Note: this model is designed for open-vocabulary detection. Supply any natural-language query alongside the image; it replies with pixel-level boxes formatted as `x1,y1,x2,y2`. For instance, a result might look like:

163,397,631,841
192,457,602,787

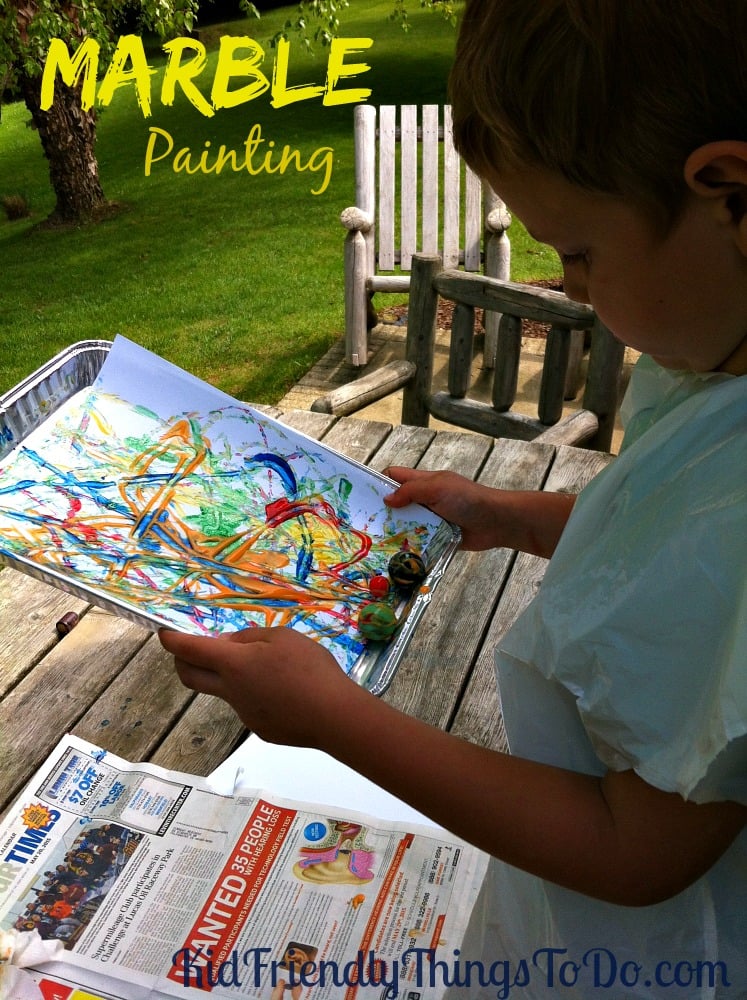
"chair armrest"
311,360,416,416
534,409,599,446
340,206,374,233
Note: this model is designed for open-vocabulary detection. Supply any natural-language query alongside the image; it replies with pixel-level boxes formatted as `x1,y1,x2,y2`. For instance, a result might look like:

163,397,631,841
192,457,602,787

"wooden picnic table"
0,410,613,819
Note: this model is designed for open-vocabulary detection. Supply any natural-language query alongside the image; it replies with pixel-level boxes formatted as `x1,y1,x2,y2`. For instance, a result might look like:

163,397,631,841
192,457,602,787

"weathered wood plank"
538,324,573,425
368,275,411,293
483,193,513,367
582,319,627,452
354,103,376,221
73,635,195,763
255,405,343,450
450,446,614,750
548,443,616,492
343,227,371,365
535,410,598,446
564,328,586,399
366,424,436,474
277,409,338,440
0,568,90,696
429,392,545,441
320,417,393,465
0,608,149,812
149,694,247,777
478,437,557,493
415,429,493,475
383,437,555,730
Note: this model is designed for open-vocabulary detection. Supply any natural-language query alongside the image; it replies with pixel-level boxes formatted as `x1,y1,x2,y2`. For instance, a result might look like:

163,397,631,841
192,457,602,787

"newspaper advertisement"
0,735,488,1000
22,970,128,1000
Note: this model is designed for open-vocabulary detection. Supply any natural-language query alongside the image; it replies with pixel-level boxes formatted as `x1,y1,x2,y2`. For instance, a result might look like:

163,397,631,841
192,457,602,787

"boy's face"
486,164,747,373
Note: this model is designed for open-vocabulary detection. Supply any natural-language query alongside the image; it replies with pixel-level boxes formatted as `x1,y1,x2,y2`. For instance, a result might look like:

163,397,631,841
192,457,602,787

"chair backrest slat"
464,169,483,271
442,105,461,269
354,104,376,217
399,104,418,270
376,104,488,271
378,105,397,271
421,104,440,254
343,106,512,365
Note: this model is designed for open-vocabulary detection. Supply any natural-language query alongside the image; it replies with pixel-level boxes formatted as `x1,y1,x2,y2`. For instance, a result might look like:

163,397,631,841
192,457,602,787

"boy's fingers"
383,488,410,507
159,628,207,661
226,627,276,646
383,465,418,483
172,660,226,698
159,628,256,673
383,468,429,507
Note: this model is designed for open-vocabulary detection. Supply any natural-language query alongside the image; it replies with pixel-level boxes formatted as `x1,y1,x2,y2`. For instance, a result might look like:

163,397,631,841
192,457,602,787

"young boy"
160,2,746,994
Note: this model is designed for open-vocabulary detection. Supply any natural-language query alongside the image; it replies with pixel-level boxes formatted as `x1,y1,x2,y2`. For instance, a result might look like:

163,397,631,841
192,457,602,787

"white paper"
209,734,443,830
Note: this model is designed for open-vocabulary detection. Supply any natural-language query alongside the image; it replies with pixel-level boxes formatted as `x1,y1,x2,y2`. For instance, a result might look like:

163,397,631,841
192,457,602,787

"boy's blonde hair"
450,0,747,224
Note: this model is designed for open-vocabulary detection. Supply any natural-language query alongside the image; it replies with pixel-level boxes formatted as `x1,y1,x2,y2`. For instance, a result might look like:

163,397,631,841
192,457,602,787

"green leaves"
1,0,455,88
268,1,350,50
1,1,204,85
267,0,454,49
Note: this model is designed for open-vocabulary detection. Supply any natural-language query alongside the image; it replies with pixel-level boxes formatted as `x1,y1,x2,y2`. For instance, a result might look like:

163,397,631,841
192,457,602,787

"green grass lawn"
0,1,560,402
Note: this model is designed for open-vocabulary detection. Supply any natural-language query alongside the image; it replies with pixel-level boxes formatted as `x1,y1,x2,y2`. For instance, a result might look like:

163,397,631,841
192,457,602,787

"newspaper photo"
0,735,488,1000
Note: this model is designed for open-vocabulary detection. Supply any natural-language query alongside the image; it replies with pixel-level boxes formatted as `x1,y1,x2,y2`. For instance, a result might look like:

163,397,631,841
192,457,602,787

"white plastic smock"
448,356,746,999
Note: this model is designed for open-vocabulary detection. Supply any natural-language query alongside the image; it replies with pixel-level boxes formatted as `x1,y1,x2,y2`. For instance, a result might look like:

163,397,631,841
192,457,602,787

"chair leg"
564,328,586,399
538,325,572,425
344,228,370,366
492,314,522,412
366,291,379,331
402,254,442,427
582,319,626,450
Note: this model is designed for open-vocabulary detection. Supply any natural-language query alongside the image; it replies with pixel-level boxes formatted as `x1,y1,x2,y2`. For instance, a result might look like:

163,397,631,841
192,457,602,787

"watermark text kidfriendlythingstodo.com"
169,945,733,998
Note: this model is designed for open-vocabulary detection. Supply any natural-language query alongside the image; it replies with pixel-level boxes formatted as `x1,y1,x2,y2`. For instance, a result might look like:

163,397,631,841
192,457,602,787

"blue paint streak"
245,452,297,497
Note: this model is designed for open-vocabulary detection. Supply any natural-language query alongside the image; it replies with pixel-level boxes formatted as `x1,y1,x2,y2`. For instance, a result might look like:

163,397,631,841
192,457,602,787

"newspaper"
0,735,488,1000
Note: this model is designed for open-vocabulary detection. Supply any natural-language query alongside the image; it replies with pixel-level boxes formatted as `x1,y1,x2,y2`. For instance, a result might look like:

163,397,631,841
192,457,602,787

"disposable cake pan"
0,341,459,695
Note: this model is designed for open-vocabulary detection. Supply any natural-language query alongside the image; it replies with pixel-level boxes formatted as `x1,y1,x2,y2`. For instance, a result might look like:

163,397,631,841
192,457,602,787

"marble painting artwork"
0,338,451,672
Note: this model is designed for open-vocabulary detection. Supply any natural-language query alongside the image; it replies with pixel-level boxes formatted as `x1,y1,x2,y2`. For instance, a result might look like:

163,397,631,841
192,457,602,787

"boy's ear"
685,141,747,252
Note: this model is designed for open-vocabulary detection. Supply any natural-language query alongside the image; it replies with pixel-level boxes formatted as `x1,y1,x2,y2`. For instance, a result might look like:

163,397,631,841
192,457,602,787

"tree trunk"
19,71,110,226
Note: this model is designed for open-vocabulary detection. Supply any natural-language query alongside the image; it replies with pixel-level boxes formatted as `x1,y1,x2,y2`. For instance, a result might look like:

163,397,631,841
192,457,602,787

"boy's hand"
385,466,577,559
159,627,365,748
384,466,504,550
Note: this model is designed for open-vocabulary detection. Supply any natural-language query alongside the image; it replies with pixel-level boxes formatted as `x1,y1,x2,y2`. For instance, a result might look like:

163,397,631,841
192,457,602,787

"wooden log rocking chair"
315,254,626,453
341,104,511,366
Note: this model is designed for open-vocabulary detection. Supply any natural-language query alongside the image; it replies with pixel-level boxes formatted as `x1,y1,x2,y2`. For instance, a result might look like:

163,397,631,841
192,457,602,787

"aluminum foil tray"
0,341,459,695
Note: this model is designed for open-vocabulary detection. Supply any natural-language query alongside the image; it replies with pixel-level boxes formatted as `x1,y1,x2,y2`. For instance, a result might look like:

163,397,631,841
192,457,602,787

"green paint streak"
193,502,246,538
